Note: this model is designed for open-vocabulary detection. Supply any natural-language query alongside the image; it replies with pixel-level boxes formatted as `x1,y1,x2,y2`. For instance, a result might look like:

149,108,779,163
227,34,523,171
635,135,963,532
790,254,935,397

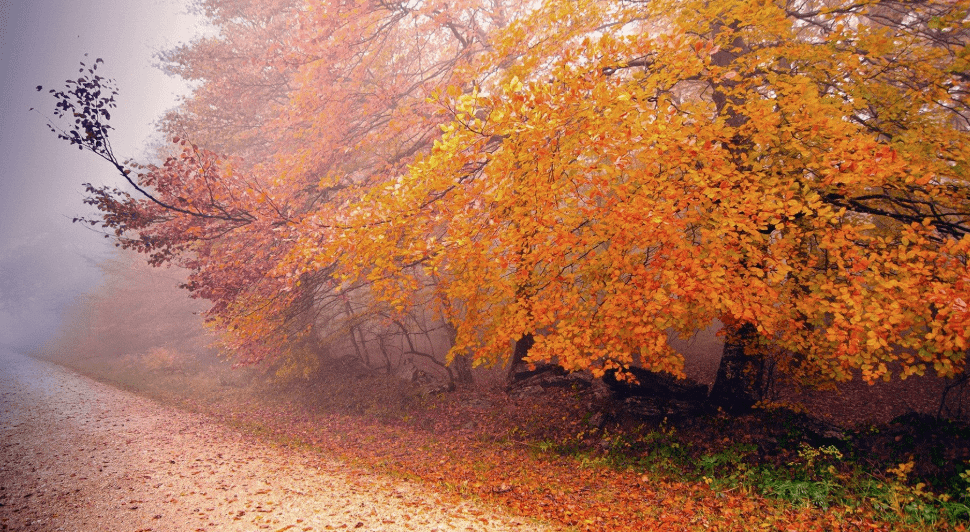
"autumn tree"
47,0,970,409
328,0,970,408
45,0,531,386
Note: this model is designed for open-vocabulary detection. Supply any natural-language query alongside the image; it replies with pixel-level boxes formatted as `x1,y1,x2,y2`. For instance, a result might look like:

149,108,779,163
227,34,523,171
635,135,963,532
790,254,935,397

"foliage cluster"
41,0,970,396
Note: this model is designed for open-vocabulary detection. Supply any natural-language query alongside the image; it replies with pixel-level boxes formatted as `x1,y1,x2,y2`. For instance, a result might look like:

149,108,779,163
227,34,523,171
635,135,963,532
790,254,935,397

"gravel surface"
0,350,550,532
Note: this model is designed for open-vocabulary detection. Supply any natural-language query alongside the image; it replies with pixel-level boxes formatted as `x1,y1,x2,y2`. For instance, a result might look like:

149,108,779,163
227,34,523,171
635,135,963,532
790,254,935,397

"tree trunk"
443,322,474,388
451,352,474,387
708,323,763,412
506,333,535,383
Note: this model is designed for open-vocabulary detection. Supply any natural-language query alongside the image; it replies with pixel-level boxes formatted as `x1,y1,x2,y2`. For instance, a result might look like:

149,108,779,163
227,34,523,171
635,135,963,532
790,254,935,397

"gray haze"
0,0,203,350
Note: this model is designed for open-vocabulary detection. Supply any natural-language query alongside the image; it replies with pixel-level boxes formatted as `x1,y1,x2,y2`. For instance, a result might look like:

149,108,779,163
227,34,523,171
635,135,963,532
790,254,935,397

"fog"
28,247,467,417
0,232,106,350
0,0,203,351
32,248,237,391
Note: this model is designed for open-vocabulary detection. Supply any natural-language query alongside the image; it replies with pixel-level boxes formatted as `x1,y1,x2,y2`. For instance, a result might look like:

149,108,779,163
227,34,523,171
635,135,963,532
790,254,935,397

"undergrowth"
524,411,970,528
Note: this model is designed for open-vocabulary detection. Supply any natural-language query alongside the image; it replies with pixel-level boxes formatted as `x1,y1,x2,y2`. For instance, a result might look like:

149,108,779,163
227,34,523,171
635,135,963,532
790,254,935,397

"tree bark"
708,323,763,412
443,322,474,388
451,352,474,387
506,333,535,383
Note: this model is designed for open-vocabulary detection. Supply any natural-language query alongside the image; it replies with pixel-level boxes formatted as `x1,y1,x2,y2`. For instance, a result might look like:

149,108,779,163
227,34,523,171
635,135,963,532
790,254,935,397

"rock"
603,366,708,402
590,380,612,401
396,362,419,382
507,362,566,386
418,381,454,396
510,385,545,399
461,398,492,410
602,367,711,420
622,397,665,419
507,363,593,393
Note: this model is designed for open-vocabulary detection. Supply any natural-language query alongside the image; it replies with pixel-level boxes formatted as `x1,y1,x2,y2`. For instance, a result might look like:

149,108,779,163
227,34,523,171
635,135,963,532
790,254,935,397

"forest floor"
0,350,552,532
21,348,970,532
187,373,970,532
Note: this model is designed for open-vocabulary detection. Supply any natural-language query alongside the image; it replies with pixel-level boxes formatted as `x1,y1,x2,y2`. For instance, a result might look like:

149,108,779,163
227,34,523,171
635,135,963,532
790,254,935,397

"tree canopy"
46,0,970,393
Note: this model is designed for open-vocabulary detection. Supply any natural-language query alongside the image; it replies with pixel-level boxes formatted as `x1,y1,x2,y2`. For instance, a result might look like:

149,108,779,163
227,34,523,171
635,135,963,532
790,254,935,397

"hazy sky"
0,0,205,350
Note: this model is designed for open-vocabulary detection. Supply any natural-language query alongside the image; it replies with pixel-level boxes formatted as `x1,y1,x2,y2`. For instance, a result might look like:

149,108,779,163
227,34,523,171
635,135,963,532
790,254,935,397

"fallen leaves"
172,382,948,532
3,351,553,532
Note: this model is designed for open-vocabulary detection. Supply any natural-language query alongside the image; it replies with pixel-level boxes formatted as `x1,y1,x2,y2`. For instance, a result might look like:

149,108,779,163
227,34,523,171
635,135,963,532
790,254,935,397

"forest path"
0,350,547,532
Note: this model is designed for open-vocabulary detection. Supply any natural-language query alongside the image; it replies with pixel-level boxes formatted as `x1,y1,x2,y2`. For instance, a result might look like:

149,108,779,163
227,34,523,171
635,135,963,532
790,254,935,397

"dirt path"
0,350,550,532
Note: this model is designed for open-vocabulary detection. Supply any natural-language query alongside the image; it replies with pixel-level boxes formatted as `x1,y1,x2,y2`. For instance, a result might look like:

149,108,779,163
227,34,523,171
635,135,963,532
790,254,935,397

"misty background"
0,0,204,351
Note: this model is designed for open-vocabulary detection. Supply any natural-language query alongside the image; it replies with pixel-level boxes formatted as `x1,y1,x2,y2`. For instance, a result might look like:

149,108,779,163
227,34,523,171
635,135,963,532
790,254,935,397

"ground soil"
0,350,554,532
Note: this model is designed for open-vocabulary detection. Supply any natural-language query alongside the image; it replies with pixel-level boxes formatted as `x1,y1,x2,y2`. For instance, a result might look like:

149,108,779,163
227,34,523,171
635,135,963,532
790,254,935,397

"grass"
525,419,970,528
